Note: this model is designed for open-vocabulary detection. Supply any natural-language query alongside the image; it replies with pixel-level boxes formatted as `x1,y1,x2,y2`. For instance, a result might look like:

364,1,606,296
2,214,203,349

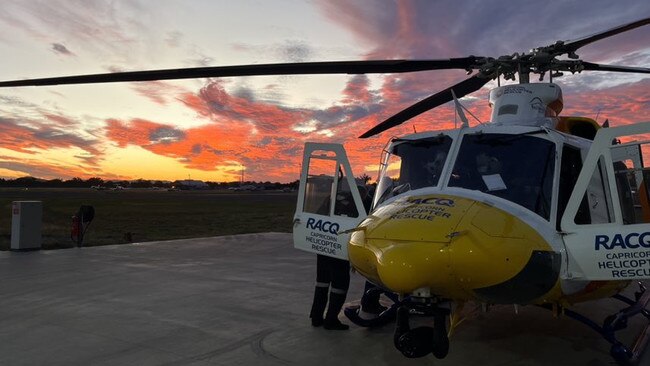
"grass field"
0,188,297,250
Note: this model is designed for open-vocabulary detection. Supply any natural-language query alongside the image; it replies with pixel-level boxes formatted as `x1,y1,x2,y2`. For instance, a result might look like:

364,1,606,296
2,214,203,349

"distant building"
231,184,259,191
174,180,209,190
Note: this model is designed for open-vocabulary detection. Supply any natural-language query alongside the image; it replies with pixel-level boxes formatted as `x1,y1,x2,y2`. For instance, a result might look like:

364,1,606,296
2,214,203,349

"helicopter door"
293,143,368,260
560,122,650,280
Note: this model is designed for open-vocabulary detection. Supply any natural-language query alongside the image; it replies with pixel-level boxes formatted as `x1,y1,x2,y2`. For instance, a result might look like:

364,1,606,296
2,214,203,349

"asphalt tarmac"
0,233,648,366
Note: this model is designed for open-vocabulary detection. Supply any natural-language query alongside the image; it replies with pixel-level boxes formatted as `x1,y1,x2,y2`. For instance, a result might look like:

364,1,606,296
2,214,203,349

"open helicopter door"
561,122,650,280
293,143,368,260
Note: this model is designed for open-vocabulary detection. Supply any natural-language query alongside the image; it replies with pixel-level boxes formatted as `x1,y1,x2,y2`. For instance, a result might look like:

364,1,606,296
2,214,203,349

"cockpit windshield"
373,135,452,207
448,133,555,219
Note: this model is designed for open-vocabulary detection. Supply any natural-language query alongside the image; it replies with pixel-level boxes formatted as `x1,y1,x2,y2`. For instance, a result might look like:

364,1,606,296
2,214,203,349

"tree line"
0,176,300,190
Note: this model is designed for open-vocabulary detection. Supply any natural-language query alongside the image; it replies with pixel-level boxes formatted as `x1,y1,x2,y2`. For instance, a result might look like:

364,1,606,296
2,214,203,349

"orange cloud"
100,72,496,182
0,117,100,159
3,70,647,183
0,153,124,180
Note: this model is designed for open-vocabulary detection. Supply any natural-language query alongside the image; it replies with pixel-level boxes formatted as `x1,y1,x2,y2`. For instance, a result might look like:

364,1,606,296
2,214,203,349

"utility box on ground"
11,201,42,251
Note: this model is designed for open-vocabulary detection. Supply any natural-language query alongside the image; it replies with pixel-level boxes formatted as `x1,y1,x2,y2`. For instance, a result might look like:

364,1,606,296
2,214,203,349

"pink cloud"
563,79,650,125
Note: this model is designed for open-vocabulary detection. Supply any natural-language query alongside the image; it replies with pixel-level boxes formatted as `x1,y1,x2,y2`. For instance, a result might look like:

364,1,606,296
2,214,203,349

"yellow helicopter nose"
348,194,560,303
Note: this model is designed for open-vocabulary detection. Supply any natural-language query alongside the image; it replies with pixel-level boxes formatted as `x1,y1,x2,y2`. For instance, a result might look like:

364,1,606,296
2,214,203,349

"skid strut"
540,282,650,365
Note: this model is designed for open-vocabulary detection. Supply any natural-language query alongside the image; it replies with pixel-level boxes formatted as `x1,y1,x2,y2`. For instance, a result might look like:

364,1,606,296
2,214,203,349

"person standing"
309,254,350,330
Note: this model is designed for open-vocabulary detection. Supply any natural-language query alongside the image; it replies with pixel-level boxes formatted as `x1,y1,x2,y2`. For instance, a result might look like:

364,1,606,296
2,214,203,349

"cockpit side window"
449,133,555,220
373,136,452,207
394,137,452,190
557,145,590,229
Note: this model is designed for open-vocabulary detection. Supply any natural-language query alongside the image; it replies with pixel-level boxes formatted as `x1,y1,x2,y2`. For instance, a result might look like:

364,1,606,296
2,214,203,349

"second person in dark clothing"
309,254,350,330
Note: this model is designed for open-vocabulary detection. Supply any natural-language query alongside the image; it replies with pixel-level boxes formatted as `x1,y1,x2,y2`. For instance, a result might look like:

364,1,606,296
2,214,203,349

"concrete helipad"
0,233,648,366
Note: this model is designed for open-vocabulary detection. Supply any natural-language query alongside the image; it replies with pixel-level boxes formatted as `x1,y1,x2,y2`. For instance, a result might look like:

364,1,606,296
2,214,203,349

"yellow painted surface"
449,202,552,294
349,193,635,306
349,195,559,301
365,195,473,243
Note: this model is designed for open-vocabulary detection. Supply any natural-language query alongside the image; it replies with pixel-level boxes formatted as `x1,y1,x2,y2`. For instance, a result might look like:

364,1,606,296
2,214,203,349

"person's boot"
324,291,349,330
360,282,387,318
309,286,328,327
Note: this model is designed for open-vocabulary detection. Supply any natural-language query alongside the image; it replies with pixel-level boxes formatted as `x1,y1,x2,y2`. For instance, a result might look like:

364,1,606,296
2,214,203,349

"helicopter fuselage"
347,121,647,306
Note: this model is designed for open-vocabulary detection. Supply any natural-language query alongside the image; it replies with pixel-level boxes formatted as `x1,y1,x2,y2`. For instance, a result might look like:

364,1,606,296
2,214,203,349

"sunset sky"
0,0,649,183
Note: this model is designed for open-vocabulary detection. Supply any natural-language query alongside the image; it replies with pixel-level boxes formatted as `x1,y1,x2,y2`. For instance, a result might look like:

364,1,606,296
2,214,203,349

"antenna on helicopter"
451,89,469,128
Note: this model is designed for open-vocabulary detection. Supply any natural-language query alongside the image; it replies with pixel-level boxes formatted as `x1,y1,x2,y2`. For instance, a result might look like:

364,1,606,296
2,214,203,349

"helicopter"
1,15,650,366
294,18,650,365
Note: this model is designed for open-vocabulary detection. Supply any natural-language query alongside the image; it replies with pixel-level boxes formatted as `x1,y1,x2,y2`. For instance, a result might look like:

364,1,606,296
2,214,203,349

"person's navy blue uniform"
309,180,372,330
309,254,350,330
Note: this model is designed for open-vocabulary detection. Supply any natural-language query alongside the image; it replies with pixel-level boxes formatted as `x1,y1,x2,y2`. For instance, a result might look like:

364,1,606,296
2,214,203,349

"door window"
611,142,650,225
303,155,337,215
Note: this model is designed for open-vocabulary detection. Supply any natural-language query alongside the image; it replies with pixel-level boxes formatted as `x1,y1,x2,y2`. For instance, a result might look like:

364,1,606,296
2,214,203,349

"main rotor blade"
562,17,650,52
0,58,478,88
581,62,650,74
359,75,490,138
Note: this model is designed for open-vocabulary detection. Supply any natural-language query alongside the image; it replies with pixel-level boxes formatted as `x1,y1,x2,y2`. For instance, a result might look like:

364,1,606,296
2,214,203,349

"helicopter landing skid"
344,286,400,328
343,304,397,328
540,282,650,366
